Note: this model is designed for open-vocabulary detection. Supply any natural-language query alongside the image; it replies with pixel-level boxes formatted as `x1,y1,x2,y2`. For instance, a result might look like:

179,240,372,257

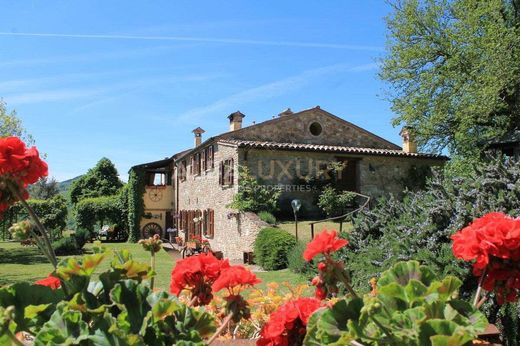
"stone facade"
134,106,447,261
241,148,445,217
221,108,399,149
176,142,269,260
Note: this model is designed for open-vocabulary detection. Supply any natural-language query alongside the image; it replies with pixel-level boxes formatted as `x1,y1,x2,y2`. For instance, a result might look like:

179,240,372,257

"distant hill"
57,176,82,195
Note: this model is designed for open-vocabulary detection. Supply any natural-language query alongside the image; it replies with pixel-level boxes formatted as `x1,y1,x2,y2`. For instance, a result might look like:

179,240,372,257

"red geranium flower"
451,212,520,304
212,265,261,295
0,137,48,186
35,274,61,289
303,230,348,262
257,297,322,346
170,253,229,305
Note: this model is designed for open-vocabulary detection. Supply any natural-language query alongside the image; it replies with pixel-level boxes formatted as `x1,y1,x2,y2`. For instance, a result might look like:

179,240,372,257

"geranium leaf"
110,280,151,334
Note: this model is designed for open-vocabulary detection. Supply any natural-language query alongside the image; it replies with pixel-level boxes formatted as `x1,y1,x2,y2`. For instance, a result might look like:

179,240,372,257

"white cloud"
0,32,384,51
178,62,379,122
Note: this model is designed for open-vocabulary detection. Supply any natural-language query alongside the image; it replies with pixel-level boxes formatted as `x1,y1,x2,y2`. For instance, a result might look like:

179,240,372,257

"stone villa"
131,106,447,260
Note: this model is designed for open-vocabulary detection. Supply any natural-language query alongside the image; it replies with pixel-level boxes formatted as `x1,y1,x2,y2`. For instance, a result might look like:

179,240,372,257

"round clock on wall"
148,188,163,202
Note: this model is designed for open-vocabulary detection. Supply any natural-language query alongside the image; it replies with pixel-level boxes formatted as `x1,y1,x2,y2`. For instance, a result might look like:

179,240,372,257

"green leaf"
34,303,91,345
378,261,436,288
110,280,151,334
0,282,63,333
303,298,364,345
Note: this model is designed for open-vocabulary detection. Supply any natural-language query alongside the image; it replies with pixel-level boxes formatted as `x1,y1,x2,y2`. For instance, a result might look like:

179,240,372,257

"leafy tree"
381,0,520,157
317,185,357,217
28,177,59,200
0,100,34,144
69,158,123,205
227,166,281,213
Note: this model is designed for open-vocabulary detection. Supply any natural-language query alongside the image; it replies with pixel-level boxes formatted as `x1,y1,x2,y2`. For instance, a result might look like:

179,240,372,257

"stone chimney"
278,108,293,117
399,127,417,153
228,111,245,131
192,127,205,147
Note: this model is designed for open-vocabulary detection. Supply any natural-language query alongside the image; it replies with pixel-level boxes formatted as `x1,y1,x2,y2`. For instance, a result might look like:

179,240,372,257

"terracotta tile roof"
219,140,449,159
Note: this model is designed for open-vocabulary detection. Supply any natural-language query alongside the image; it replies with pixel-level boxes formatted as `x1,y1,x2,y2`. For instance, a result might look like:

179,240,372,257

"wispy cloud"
0,32,383,51
3,73,224,106
178,62,379,122
0,45,197,68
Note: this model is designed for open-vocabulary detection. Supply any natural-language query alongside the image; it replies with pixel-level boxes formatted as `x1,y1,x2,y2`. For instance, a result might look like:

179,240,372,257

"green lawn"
277,220,352,242
0,241,176,291
0,241,308,293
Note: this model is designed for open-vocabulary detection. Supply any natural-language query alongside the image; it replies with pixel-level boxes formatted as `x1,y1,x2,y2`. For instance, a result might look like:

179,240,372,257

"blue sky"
0,1,397,181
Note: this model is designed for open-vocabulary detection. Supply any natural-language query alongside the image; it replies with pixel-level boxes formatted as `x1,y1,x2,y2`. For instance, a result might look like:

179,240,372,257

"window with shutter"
202,209,207,236
219,162,224,185
208,145,214,169
206,209,214,238
179,161,187,181
202,149,206,172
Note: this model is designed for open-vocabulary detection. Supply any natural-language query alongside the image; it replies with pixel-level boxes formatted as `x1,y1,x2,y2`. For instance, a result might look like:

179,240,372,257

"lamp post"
291,199,302,241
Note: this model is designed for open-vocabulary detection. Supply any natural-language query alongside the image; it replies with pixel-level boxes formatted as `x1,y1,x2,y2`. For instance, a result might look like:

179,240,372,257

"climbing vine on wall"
127,167,146,242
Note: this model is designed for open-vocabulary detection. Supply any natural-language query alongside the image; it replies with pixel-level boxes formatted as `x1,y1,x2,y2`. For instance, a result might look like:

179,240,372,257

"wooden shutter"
230,158,234,185
208,209,214,237
219,162,224,185
209,145,214,169
202,149,206,171
202,209,207,237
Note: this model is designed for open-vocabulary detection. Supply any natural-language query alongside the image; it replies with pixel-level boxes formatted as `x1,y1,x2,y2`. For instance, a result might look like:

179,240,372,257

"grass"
278,220,352,242
0,241,175,290
0,241,308,294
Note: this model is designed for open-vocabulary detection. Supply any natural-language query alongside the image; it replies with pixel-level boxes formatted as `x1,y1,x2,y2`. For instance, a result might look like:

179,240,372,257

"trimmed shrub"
254,227,296,270
258,211,277,225
287,241,315,278
52,236,81,256
73,228,91,249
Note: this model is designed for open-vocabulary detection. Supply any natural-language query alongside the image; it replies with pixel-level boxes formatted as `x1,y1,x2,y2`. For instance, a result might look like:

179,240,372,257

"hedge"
254,227,296,270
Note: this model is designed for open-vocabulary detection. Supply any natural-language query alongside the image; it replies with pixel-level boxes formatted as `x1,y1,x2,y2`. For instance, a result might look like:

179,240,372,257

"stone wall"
241,148,446,217
177,142,267,260
223,108,399,149
357,156,444,199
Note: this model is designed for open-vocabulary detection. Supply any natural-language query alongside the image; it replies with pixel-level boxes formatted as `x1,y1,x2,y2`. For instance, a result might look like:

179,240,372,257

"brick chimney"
228,111,245,131
192,127,205,147
399,127,417,153
278,108,293,117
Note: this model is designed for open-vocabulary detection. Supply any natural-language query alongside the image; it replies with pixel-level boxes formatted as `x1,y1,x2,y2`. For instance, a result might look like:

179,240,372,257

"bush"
258,211,277,225
287,241,315,278
52,236,81,256
73,228,91,249
340,155,520,345
317,186,356,217
254,227,296,270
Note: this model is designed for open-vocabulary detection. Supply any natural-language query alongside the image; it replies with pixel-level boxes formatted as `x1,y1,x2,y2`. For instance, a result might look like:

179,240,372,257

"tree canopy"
28,177,60,200
69,158,123,205
0,100,34,144
381,0,520,156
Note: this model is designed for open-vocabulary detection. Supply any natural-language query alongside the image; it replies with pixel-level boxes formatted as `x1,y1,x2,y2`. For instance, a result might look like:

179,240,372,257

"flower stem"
6,329,25,346
207,312,233,345
188,295,198,307
338,271,359,299
150,251,156,290
473,266,488,307
350,341,366,346
7,181,57,268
